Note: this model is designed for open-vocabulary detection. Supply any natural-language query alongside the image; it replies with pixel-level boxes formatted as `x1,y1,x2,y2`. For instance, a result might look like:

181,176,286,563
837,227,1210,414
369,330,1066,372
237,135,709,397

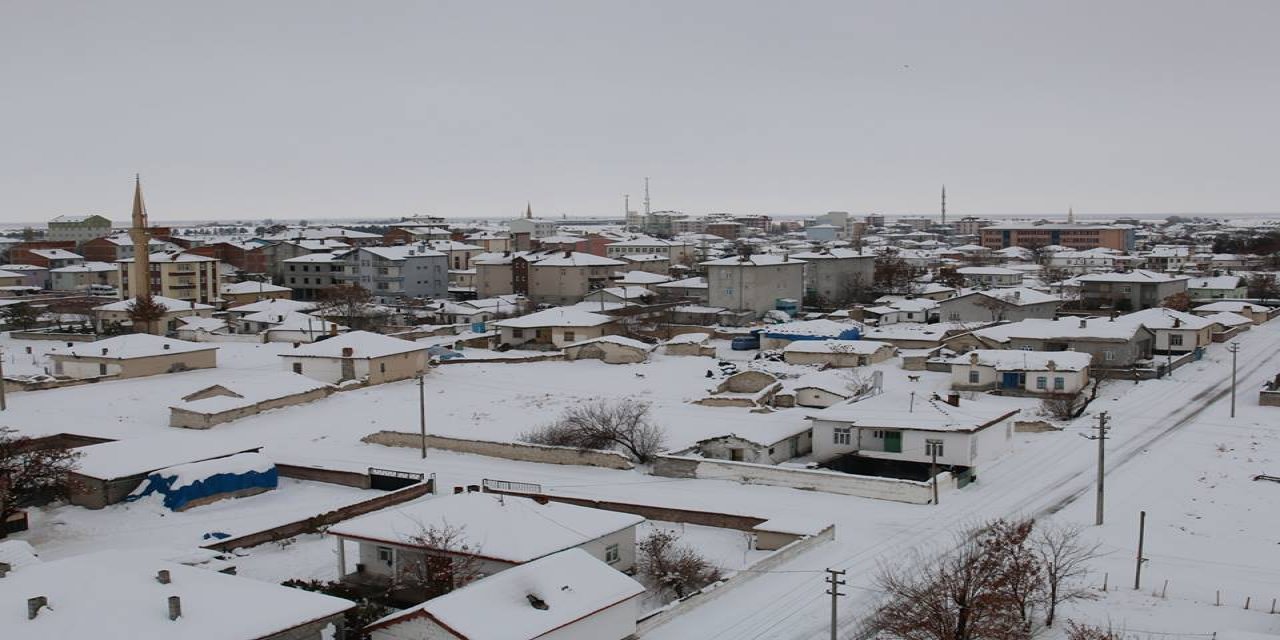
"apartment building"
119,251,221,304
283,253,343,300
703,254,806,314
790,248,875,305
333,244,449,301
473,250,626,304
47,213,112,243
980,224,1135,251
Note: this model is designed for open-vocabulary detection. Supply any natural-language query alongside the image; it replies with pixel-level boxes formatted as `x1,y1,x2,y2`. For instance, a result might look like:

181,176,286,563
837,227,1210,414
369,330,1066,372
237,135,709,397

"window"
1035,376,1047,389
925,440,944,457
512,328,524,338
834,427,851,445
99,363,108,376
292,362,302,374
376,546,394,566
563,331,576,342
1053,377,1065,391
968,370,980,384
605,544,620,564
1103,350,1115,361
379,363,387,373
1169,334,1184,346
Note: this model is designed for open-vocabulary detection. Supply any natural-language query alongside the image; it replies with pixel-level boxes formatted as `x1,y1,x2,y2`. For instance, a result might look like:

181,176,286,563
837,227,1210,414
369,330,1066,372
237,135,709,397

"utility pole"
1080,412,1109,525
1134,510,1147,590
0,351,7,411
1228,342,1240,418
418,373,427,459
927,439,942,505
825,568,846,640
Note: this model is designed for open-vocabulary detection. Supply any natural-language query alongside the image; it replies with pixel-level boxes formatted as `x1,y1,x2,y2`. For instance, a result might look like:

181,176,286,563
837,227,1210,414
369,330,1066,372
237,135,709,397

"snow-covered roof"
620,253,670,262
764,319,863,338
1113,307,1215,331
1193,301,1271,314
72,436,261,480
260,312,347,334
329,493,644,564
176,317,229,333
221,281,292,295
171,373,332,415
701,254,806,267
0,540,41,568
974,317,1150,343
531,252,625,267
1200,311,1253,328
280,331,424,359
368,548,643,639
783,339,894,355
654,276,708,289
94,296,214,313
948,287,1060,307
809,392,1022,432
118,251,215,263
361,245,446,260
789,248,874,260
0,264,47,272
495,308,614,329
281,252,340,263
614,270,674,285
591,286,654,300
1185,275,1244,290
665,332,711,345
564,335,652,351
1075,269,1188,284
0,549,352,640
49,213,109,223
29,249,84,260
49,334,216,360
49,261,116,274
950,349,1092,372
227,298,317,315
957,266,1023,276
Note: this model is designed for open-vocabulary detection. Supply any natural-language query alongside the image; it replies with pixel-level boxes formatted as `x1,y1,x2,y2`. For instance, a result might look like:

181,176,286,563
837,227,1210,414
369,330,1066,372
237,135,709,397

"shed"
663,331,716,357
782,339,897,368
66,436,263,509
169,373,334,429
126,452,278,511
562,335,652,364
279,331,427,385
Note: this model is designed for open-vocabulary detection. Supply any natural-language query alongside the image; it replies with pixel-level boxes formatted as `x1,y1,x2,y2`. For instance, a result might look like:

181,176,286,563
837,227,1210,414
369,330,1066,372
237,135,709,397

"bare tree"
521,398,666,462
1246,272,1279,304
1160,291,1192,312
974,293,1013,322
637,528,723,599
316,284,387,331
125,295,169,335
1,302,39,330
983,519,1040,625
1034,524,1101,627
1040,392,1084,421
0,427,82,536
397,523,487,597
873,522,1029,640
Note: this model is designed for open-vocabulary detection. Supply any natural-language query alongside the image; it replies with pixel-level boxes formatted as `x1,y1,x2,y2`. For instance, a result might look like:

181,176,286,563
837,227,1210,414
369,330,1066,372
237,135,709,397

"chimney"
1173,317,1181,328
1078,318,1087,329
453,486,465,494
28,596,47,620
947,391,961,407
156,569,171,584
329,323,338,336
66,342,73,347
341,347,354,357
968,351,979,364
1012,290,1020,300
162,343,170,350
101,347,109,355
563,251,571,258
168,595,182,621
526,594,549,610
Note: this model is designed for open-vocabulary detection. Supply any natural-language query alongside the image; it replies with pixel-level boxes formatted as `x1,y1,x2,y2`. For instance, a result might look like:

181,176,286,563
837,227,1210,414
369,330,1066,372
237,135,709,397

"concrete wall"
362,430,635,470
170,386,333,429
652,454,954,504
563,341,648,364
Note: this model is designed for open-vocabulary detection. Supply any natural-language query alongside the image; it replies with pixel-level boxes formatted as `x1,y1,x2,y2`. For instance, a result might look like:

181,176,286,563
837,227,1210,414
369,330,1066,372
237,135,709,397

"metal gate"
369,467,425,491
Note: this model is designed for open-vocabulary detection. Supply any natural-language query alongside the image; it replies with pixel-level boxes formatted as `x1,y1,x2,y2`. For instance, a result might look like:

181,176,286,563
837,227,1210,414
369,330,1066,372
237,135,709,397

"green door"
884,430,903,453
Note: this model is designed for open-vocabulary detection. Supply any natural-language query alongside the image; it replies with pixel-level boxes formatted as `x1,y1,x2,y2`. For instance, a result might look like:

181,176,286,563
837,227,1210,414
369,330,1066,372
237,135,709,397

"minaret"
941,185,947,225
1067,207,1075,224
643,177,651,216
525,202,532,219
128,175,151,300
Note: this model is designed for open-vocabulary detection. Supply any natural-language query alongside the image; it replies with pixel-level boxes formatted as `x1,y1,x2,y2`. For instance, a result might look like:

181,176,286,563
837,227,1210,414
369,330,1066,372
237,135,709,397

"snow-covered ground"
4,322,1280,638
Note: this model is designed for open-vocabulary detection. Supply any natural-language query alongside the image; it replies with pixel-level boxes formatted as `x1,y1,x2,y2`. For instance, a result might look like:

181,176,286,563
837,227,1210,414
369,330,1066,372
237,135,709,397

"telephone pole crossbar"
1227,342,1240,418
1080,412,1109,525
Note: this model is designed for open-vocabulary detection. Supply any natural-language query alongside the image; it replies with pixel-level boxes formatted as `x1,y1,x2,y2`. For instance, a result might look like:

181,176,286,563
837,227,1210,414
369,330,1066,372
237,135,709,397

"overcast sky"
2,1,1277,223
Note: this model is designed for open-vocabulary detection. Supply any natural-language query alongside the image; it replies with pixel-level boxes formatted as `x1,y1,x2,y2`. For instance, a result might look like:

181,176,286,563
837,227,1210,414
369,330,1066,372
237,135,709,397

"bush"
637,529,723,599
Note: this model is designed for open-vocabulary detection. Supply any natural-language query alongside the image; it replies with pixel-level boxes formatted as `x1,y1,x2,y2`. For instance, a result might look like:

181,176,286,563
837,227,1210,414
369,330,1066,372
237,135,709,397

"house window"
512,328,524,338
1054,377,1065,391
968,370,980,384
1103,350,1115,361
99,363,108,376
292,362,302,374
376,546,394,566
1035,376,1047,390
605,544,620,564
379,363,387,373
1169,334,1183,346
834,427,851,445
925,440,944,457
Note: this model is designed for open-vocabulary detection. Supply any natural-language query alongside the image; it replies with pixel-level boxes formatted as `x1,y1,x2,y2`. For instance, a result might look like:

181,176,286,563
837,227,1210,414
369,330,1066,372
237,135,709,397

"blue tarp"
127,460,278,511
762,327,862,341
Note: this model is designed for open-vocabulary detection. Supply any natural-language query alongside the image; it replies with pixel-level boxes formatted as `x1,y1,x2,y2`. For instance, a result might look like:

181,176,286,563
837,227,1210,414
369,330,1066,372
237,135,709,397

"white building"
948,350,1092,395
366,549,645,640
279,331,427,384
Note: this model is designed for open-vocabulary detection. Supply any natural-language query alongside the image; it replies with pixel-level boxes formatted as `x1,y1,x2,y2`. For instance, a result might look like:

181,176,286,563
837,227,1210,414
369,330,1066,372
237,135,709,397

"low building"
970,317,1155,368
562,335,652,364
66,436,261,508
948,350,1092,396
1115,307,1214,354
0,549,352,639
759,319,863,350
0,264,50,289
279,331,426,385
935,288,1062,323
493,308,616,349
782,339,897,368
48,335,217,380
653,276,709,303
329,493,643,595
1075,270,1188,311
1192,301,1272,325
365,549,644,640
663,332,716,357
684,422,814,464
169,373,334,429
220,280,292,307
48,262,119,293
956,266,1024,289
91,296,215,333
1185,275,1246,301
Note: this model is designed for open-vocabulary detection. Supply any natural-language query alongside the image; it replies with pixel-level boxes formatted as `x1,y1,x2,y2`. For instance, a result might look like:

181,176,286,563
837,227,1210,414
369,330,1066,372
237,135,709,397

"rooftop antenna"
643,177,651,216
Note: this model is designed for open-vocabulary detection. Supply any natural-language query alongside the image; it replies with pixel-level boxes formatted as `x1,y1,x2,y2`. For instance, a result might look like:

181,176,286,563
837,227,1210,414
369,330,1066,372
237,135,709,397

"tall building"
118,251,221,304
47,214,112,243
979,224,1135,251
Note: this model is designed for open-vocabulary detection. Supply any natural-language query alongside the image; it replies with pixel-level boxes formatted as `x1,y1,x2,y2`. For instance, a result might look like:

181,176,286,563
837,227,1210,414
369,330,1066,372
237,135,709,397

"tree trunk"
1045,584,1059,627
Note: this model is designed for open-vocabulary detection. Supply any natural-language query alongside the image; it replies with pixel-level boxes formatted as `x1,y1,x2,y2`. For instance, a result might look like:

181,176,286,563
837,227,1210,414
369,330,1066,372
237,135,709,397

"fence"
481,478,543,494
201,480,435,552
362,430,635,470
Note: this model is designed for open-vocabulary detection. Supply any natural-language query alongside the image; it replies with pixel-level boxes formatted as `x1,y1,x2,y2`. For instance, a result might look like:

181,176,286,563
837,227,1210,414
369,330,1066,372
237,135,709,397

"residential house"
0,550,353,639
365,549,644,640
428,239,485,270
1114,307,1214,354
782,339,897,368
1075,270,1188,311
80,233,174,263
46,213,112,243
663,332,716,357
1185,275,1247,301
618,253,671,274
525,252,626,305
948,350,1092,396
809,392,1020,477
683,420,814,464
334,245,449,302
280,331,426,385
653,276,709,303
935,288,1062,323
48,334,217,380
330,493,643,594
282,252,343,300
0,264,50,289
493,308,615,349
49,262,119,292
1191,301,1272,325
702,254,806,315
956,266,1024,289
605,236,697,265
789,248,875,306
91,296,214,333
220,280,292,307
970,317,1155,368
759,319,862,350
14,248,84,270
119,251,221,305
169,373,334,429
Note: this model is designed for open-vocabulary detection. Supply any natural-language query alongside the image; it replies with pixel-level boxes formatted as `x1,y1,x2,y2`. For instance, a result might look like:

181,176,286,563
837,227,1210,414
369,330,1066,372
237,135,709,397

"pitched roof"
701,254,805,267
92,296,214,313
280,331,424,359
494,308,614,329
808,392,1021,432
949,349,1092,372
